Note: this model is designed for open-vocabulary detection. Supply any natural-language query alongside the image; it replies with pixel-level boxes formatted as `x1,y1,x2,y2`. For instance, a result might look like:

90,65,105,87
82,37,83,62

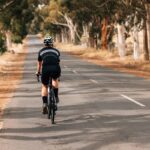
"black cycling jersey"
38,47,60,66
38,46,61,85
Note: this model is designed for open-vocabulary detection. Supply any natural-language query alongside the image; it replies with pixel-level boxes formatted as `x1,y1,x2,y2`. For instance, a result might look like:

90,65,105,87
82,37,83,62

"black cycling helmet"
44,36,53,46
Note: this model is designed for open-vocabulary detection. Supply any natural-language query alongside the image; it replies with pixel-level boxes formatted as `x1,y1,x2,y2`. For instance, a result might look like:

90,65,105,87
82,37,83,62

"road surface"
0,35,150,150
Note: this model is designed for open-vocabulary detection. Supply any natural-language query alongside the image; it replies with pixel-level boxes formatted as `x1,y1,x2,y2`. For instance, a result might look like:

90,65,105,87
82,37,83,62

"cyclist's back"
36,36,61,114
38,47,60,66
38,44,61,83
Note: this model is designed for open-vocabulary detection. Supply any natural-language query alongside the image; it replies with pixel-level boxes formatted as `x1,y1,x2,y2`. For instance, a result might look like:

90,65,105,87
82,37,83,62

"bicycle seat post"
49,77,53,89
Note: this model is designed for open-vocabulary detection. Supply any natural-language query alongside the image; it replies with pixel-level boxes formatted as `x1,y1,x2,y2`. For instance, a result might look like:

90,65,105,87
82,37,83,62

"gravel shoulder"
0,44,27,119
57,43,150,80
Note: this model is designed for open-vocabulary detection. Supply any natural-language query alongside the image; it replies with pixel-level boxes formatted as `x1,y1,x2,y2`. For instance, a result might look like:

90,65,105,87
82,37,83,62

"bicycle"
37,74,57,124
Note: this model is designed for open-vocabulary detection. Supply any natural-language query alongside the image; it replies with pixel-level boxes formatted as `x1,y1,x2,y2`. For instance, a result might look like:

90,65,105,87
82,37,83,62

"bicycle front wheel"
47,104,51,119
51,93,57,124
51,105,55,124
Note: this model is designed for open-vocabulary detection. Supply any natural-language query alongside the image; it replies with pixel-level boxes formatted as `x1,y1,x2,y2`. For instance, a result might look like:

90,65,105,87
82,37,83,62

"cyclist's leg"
52,78,59,103
52,78,59,88
53,65,61,103
41,69,49,114
42,84,48,102
41,84,48,114
41,72,49,102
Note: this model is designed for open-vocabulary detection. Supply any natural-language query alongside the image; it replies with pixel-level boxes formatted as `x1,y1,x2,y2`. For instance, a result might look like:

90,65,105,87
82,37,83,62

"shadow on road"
1,38,150,149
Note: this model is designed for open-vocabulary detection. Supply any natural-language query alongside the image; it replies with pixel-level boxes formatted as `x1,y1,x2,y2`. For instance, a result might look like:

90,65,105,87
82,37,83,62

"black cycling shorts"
41,65,61,85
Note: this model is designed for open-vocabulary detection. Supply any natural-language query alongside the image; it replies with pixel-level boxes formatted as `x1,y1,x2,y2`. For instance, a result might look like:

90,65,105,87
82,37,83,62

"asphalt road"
0,35,150,150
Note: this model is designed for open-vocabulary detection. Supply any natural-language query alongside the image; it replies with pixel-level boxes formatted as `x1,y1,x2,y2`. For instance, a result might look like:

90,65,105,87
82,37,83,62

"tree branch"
96,0,113,8
4,1,14,9
0,0,15,11
51,22,69,28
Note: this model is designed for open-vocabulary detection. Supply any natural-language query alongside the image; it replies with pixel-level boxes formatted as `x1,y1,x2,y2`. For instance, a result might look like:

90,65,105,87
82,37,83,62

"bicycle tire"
51,105,55,124
47,104,51,119
51,94,56,124
47,88,51,119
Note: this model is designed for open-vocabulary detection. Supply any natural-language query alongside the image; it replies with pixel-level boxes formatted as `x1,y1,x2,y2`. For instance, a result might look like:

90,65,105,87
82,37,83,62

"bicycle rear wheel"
47,88,51,119
47,104,51,119
51,105,55,124
51,94,56,124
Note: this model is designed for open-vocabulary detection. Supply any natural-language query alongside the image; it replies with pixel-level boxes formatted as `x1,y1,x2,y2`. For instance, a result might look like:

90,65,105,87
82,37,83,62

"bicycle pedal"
55,105,57,111
43,106,48,114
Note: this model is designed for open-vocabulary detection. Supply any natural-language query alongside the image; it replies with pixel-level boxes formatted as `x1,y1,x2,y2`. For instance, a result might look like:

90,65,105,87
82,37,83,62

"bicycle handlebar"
35,73,61,82
35,73,41,82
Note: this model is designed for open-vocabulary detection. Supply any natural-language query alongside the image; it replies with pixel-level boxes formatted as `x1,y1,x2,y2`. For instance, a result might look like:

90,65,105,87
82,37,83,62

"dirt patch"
57,43,150,79
0,45,27,118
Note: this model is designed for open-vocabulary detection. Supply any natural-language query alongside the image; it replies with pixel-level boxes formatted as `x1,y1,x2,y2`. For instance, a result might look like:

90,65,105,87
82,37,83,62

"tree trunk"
143,3,149,61
117,23,126,58
5,30,12,50
147,4,150,53
64,14,79,44
101,18,108,49
55,33,61,43
81,24,90,47
53,13,80,44
61,31,64,43
133,15,140,60
61,28,68,43
143,20,149,60
69,26,76,44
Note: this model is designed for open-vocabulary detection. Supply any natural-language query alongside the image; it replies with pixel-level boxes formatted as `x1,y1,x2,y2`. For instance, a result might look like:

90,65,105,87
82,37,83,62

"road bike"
37,74,57,124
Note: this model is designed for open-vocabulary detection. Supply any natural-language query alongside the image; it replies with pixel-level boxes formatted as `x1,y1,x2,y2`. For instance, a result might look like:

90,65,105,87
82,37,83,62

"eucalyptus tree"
58,0,117,47
37,0,149,59
110,0,147,59
0,0,15,51
39,0,117,45
0,0,39,52
49,0,83,43
143,0,150,60
147,2,150,58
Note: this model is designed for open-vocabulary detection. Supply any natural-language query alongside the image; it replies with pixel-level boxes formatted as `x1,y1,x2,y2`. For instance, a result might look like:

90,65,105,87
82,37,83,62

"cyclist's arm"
37,61,42,73
37,51,42,73
58,49,61,64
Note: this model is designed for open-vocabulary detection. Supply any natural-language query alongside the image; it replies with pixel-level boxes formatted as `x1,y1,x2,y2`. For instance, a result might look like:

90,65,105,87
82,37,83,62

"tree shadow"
1,109,150,149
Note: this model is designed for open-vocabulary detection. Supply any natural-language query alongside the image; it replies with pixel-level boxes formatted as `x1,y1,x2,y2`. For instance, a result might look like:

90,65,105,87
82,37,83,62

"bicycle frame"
47,77,56,124
36,74,57,124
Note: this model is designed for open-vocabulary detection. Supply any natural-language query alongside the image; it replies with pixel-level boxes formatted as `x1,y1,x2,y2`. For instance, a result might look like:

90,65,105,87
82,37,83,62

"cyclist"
36,36,61,114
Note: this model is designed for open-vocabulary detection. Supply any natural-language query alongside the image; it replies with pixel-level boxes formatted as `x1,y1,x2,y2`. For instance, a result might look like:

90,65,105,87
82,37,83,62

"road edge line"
121,94,146,107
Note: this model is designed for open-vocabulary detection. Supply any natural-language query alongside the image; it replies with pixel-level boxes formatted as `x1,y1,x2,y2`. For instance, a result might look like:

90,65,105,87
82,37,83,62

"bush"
0,33,6,54
11,34,22,44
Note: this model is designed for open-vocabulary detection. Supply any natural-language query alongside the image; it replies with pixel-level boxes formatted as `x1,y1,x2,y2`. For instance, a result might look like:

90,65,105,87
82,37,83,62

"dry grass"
0,46,27,117
57,43,150,79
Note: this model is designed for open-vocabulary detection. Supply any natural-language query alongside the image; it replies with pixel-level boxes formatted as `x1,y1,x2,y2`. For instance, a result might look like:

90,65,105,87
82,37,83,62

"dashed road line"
90,79,98,84
64,65,68,68
72,70,78,74
0,122,3,130
121,94,146,107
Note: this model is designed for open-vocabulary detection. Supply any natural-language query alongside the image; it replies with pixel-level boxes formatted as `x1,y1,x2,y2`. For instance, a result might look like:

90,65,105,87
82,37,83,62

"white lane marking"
72,70,78,74
90,79,98,84
62,60,77,62
121,94,146,107
0,122,3,130
64,65,68,68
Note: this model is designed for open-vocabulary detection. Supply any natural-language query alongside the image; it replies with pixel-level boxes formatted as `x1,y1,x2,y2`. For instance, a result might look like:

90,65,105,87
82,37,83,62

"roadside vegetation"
0,0,150,60
36,0,150,78
0,0,39,53
0,0,150,117
57,43,150,79
0,0,150,73
35,0,150,61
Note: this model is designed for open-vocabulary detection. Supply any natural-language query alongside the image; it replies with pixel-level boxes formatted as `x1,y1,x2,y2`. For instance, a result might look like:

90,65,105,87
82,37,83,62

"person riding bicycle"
36,35,61,114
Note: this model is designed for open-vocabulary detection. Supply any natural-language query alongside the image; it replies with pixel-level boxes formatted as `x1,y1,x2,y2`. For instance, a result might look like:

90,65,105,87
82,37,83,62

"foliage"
0,33,6,54
0,0,38,44
0,0,149,51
